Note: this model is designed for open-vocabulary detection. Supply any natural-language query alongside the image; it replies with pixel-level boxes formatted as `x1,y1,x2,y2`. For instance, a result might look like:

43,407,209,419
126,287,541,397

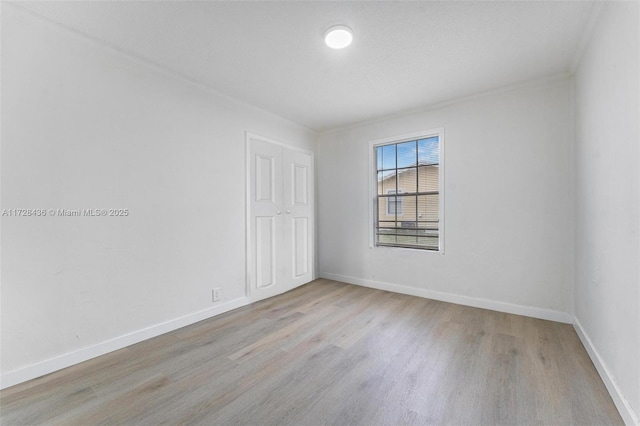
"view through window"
375,135,441,250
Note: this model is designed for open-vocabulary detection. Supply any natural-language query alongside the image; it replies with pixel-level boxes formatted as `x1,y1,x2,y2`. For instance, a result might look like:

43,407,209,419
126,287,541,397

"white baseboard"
319,272,572,324
573,318,639,426
0,297,250,390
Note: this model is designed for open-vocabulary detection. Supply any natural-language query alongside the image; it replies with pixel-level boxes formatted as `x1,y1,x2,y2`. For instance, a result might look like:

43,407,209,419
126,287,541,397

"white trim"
368,143,376,247
319,272,572,324
245,132,315,155
0,297,250,390
245,133,253,300
369,128,445,253
573,318,639,426
369,129,442,147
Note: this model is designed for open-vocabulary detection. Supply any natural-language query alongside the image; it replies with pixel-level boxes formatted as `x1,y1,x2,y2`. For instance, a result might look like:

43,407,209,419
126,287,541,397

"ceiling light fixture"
324,25,353,49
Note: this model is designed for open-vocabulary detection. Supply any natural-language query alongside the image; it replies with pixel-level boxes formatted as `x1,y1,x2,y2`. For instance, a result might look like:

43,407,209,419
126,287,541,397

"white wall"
574,2,639,423
318,77,574,321
0,5,316,384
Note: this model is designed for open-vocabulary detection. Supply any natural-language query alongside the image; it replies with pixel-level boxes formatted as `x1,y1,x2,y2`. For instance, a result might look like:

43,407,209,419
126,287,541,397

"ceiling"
14,1,596,132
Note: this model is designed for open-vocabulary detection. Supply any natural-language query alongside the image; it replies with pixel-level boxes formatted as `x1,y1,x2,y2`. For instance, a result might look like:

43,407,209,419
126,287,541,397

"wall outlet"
212,288,222,302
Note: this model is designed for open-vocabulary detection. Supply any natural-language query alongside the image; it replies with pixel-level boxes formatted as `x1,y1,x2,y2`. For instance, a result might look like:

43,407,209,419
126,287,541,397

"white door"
249,138,283,301
248,135,314,301
283,147,314,291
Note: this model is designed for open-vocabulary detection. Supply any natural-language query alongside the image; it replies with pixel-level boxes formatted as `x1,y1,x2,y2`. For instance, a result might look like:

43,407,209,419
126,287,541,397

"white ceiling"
15,1,596,132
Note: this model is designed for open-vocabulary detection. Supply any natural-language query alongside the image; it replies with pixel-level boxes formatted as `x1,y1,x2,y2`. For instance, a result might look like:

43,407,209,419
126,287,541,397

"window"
386,189,403,215
372,129,443,251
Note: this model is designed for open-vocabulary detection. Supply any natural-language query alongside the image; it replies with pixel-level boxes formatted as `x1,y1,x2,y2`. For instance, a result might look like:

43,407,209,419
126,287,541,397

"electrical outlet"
212,288,222,302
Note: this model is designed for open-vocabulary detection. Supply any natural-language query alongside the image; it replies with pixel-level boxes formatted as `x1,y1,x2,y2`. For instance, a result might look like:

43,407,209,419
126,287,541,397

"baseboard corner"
573,317,639,426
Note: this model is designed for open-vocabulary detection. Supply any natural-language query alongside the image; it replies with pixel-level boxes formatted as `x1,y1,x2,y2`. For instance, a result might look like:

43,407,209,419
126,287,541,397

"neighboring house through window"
372,129,444,251
386,189,403,215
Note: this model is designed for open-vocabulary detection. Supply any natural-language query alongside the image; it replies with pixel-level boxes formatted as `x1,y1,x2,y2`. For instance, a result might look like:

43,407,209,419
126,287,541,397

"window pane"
418,165,439,193
417,194,439,223
387,196,397,215
398,194,416,221
397,140,417,168
381,171,397,194
381,144,396,170
386,195,403,215
418,137,439,165
378,193,395,220
416,236,439,250
377,223,399,245
377,220,397,228
397,168,417,193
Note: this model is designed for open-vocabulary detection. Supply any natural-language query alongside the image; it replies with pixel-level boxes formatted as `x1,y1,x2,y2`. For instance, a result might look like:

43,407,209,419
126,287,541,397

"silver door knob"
276,210,282,215
285,210,291,214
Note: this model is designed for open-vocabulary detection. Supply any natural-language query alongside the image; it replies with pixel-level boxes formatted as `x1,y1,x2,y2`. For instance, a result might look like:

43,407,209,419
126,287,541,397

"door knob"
276,210,282,215
285,210,291,214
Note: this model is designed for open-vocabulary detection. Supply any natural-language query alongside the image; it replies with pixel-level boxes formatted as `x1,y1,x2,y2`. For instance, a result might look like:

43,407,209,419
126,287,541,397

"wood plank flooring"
0,279,623,425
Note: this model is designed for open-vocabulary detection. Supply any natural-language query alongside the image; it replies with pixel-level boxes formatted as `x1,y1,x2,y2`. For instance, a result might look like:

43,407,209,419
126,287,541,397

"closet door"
249,138,284,301
283,148,313,290
248,135,314,301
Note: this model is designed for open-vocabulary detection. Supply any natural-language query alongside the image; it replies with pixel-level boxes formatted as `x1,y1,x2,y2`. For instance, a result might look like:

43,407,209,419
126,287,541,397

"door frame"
245,132,315,302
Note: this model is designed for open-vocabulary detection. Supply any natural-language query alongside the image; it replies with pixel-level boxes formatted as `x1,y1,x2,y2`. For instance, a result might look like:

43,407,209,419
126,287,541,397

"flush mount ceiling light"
324,25,353,49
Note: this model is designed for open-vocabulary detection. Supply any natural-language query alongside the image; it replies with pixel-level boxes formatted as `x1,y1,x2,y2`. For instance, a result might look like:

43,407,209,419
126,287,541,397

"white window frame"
368,128,445,253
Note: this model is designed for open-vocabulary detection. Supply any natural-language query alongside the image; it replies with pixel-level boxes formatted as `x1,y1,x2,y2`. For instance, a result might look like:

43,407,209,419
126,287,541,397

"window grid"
375,136,440,250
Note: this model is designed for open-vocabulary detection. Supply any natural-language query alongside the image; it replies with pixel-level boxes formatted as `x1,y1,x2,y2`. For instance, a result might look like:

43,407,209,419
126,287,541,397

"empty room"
1,1,638,425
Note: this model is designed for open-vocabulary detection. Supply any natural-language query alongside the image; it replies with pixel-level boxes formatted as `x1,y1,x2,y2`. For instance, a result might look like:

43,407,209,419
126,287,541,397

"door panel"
255,216,275,288
293,217,309,278
293,165,308,205
255,155,275,202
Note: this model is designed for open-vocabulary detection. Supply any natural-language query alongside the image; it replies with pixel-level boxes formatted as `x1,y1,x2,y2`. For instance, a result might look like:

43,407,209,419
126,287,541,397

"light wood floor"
1,279,622,425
